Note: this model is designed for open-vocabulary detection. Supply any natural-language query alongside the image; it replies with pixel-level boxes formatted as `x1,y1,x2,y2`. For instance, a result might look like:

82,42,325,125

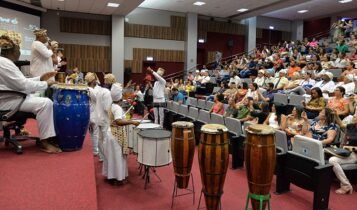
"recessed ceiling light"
193,1,206,6
58,0,64,1
237,8,248,12
339,0,353,3
269,26,274,30
146,56,154,61
107,2,120,7
297,10,308,13
198,39,205,43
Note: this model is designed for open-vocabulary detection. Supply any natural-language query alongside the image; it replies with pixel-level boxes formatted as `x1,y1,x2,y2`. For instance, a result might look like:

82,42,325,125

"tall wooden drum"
198,124,229,210
245,124,276,210
55,72,66,83
171,121,195,189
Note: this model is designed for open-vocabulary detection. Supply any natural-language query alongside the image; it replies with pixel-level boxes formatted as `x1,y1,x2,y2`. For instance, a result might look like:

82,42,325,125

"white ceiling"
264,0,357,20
16,0,144,15
139,0,283,18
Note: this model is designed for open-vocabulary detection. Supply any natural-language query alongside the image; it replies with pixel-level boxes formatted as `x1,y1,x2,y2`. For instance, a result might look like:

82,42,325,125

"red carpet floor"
0,119,98,210
95,148,357,210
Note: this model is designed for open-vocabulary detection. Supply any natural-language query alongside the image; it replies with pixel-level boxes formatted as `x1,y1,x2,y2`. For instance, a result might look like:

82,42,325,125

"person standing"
147,67,166,127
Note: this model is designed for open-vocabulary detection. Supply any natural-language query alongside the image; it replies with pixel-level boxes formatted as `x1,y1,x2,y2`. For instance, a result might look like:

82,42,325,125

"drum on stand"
133,123,160,154
171,121,195,189
127,119,151,149
198,124,229,210
52,84,90,151
138,129,172,189
245,124,276,210
55,72,66,83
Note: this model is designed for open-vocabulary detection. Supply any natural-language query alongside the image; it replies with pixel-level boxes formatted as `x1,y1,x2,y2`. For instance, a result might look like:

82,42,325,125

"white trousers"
89,122,99,154
98,125,108,161
329,152,357,187
0,95,56,140
153,98,165,127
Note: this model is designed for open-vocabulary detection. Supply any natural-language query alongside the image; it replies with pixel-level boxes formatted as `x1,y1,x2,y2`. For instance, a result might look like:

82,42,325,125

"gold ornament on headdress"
0,31,22,50
104,73,116,85
84,72,97,83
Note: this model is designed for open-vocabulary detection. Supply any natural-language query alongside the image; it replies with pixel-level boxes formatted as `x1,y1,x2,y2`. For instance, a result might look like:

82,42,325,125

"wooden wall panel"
207,51,216,63
256,28,263,39
282,31,291,41
60,17,111,35
124,23,185,41
198,19,245,36
124,60,142,73
171,16,186,29
62,44,111,72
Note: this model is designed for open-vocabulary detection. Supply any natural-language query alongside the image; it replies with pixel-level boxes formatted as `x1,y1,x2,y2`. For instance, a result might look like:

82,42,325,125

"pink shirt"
212,103,224,115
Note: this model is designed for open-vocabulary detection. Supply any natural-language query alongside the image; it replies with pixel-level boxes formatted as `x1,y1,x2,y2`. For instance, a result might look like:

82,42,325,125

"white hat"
111,83,123,102
325,72,333,80
258,70,265,74
279,69,287,74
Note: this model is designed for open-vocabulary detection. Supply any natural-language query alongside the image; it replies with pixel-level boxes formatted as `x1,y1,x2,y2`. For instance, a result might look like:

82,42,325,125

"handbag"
324,147,351,159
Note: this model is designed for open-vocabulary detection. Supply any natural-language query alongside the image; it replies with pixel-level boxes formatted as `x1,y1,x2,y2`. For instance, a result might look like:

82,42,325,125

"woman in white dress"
103,83,139,184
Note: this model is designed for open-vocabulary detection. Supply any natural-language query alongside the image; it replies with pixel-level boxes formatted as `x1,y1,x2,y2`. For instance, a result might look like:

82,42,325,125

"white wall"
124,7,185,60
41,10,111,46
257,16,292,32
125,7,185,26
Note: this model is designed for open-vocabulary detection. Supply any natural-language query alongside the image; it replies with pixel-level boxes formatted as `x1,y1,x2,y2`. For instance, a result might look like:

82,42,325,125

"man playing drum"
0,31,61,153
147,67,166,127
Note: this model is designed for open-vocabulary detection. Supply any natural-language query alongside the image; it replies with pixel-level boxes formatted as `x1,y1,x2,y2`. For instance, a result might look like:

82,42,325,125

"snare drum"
138,129,172,167
127,119,151,149
133,123,161,153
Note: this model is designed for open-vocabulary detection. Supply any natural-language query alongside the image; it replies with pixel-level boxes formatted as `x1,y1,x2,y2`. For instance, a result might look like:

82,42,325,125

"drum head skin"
138,129,171,139
137,123,160,129
172,121,194,128
201,124,228,134
247,124,275,135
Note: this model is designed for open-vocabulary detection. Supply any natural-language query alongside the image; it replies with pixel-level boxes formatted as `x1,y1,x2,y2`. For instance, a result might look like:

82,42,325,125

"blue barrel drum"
52,84,90,151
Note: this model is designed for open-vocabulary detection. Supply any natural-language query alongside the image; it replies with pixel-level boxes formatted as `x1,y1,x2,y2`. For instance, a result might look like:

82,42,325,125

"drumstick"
139,113,150,124
123,105,134,116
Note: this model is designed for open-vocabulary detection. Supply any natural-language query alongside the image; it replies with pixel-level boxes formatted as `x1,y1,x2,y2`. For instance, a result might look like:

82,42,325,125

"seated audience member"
249,102,270,124
333,52,349,69
313,72,336,94
235,82,248,103
284,72,303,94
287,60,301,78
281,107,309,145
341,61,357,77
300,71,316,90
263,104,280,129
193,70,201,85
223,82,238,99
337,75,355,96
0,31,60,153
209,93,225,115
336,40,349,54
184,80,195,96
228,71,242,87
306,108,337,146
200,71,210,85
302,87,326,119
187,72,194,82
321,54,334,70
258,82,275,103
244,83,260,103
254,70,267,88
327,86,349,118
343,94,357,124
236,98,254,121
329,112,357,195
302,62,315,76
224,97,238,118
273,69,289,90
171,87,185,104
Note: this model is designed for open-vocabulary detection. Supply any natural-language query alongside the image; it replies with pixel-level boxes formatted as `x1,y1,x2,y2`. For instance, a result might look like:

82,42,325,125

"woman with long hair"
302,87,326,119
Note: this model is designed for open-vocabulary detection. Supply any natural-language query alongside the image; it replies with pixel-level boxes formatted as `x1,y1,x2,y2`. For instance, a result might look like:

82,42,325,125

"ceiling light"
269,26,274,30
58,0,64,1
237,8,248,12
339,0,353,3
198,39,205,43
146,56,154,61
193,1,206,6
107,2,120,7
297,10,308,13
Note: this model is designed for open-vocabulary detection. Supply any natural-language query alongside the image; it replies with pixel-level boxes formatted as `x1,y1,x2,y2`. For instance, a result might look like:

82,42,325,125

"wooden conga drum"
55,72,65,83
245,124,276,210
171,121,195,189
198,124,229,210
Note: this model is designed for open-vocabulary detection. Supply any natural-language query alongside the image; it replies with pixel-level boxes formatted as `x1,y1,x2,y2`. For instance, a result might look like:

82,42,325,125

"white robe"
102,103,128,181
88,86,100,154
0,57,55,140
30,40,54,77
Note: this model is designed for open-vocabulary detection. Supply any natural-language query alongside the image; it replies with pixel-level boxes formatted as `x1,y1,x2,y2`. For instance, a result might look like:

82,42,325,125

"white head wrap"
279,69,287,74
325,72,333,80
111,83,123,102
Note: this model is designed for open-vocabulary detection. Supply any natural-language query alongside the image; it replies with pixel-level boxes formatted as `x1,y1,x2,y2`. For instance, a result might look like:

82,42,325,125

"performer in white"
102,83,139,184
30,29,55,77
85,72,100,156
147,67,166,127
0,31,60,153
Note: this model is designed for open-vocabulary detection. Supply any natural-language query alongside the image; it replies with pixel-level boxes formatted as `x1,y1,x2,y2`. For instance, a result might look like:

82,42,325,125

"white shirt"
313,80,336,93
30,40,54,77
135,90,144,101
229,76,242,87
254,76,266,87
337,82,355,95
299,78,316,86
334,58,348,69
152,72,166,101
88,86,100,123
95,86,112,126
0,57,47,95
111,103,124,121
201,76,210,84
